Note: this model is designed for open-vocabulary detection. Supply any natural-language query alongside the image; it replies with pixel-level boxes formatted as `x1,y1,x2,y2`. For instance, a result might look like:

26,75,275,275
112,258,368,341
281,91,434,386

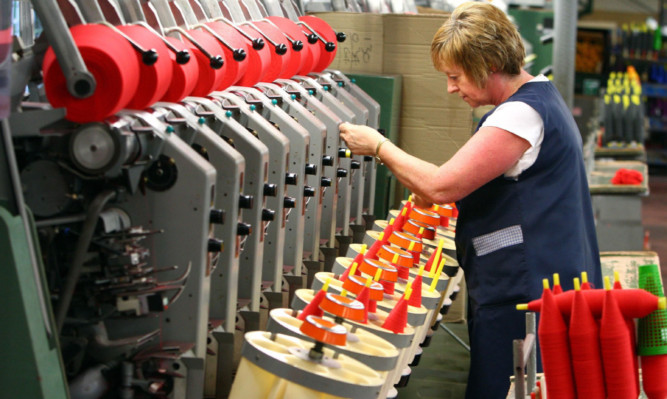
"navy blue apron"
455,80,602,399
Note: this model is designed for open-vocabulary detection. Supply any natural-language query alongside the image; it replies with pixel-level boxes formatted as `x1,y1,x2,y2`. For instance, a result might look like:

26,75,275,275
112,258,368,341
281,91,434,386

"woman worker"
339,2,602,397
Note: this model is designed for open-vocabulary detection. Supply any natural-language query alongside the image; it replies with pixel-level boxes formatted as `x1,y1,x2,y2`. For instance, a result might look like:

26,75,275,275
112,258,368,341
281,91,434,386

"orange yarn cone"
382,288,410,333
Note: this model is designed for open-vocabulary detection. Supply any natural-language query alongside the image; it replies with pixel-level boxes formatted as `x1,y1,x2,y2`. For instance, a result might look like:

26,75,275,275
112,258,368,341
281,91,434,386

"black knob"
351,160,361,170
305,163,317,175
208,238,224,252
336,32,346,42
233,48,247,62
337,168,348,178
338,148,351,158
303,186,315,197
252,38,265,50
210,208,225,224
142,49,158,66
275,43,288,55
210,55,224,69
237,222,252,236
321,177,332,187
284,196,296,208
176,50,191,64
285,173,298,185
262,208,275,221
292,40,303,51
322,155,334,166
264,183,277,197
364,156,373,162
239,194,254,209
307,33,318,44
324,42,335,52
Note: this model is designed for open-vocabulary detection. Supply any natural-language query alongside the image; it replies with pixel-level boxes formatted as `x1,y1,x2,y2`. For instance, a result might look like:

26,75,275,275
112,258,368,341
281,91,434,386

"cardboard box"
315,12,473,168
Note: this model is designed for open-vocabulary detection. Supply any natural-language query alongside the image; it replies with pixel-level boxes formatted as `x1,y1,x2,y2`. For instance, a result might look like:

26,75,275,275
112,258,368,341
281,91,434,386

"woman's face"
441,64,488,107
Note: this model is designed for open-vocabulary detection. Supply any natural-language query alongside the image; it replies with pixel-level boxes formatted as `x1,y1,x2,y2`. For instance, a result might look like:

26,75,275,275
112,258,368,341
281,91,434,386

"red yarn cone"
569,280,606,398
339,261,357,282
380,279,395,295
520,288,665,319
423,248,438,273
581,271,593,290
538,280,576,399
356,285,370,323
408,274,423,308
600,279,639,399
613,270,640,395
297,289,326,321
368,299,377,313
641,355,667,399
552,273,563,295
382,295,408,333
365,235,384,260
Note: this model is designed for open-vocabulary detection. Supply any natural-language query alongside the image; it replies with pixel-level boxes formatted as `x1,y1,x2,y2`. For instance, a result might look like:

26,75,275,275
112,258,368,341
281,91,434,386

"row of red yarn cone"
522,273,667,399
43,8,340,123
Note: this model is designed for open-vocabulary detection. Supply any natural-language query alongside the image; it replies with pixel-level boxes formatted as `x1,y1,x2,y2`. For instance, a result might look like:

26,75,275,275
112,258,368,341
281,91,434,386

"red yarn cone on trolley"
537,279,576,399
600,277,639,399
568,278,606,398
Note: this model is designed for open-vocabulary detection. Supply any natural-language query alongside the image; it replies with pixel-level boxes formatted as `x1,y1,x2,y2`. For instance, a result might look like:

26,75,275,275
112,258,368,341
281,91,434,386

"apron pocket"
472,225,523,256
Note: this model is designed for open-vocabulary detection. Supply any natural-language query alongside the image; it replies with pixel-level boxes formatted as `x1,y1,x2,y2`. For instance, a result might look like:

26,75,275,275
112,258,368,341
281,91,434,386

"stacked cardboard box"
314,12,473,168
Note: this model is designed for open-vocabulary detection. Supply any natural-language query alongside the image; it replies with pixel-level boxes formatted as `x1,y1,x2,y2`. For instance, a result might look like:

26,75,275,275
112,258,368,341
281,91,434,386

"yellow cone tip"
389,218,395,226
516,304,528,311
659,297,666,310
323,277,332,292
614,270,620,283
392,253,399,263
365,277,373,288
553,273,560,286
405,285,413,300
374,268,382,281
573,278,581,291
401,207,408,216
379,232,384,240
360,244,367,254
581,271,589,283
542,279,550,290
341,289,348,297
349,261,359,276
604,276,611,290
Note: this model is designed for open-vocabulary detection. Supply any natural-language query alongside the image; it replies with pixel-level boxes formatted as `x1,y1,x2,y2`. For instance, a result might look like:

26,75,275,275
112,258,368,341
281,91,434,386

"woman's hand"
339,122,385,156
412,193,433,209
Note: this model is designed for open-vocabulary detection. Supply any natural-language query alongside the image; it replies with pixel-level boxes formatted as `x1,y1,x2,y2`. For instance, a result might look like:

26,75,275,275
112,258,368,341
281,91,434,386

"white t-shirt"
480,74,549,179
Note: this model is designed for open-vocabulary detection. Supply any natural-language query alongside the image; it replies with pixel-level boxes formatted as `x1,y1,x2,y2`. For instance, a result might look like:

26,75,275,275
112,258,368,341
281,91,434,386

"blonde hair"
431,2,525,88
